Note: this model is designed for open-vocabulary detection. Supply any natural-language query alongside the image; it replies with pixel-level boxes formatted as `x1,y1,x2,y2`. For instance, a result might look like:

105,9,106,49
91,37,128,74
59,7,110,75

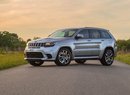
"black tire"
29,60,44,66
100,49,114,66
55,48,72,66
75,59,86,64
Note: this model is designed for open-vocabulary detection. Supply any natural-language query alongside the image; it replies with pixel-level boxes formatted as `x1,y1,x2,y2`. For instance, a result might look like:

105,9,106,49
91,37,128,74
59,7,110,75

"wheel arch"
104,47,114,53
100,46,114,59
57,46,73,58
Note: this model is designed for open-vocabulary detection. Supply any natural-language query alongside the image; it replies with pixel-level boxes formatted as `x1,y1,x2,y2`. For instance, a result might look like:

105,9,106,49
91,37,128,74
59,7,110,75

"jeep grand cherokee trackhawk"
24,27,117,66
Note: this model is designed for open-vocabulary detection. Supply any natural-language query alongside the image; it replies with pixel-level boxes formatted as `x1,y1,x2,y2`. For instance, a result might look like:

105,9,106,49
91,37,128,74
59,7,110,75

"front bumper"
24,46,59,61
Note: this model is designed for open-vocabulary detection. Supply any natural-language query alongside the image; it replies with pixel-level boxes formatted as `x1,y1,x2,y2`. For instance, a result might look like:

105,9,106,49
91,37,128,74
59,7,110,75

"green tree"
27,39,31,42
116,39,130,52
0,31,27,52
33,37,40,40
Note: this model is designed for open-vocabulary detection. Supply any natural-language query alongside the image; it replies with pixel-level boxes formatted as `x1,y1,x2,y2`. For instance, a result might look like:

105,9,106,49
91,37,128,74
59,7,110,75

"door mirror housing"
75,34,84,39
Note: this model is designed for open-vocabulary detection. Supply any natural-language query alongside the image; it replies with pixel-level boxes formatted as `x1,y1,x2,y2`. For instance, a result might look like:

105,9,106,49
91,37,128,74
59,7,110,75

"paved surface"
0,60,130,95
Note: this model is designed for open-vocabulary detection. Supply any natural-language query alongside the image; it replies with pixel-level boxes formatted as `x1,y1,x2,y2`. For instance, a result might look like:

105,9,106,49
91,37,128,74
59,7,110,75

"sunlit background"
0,0,130,40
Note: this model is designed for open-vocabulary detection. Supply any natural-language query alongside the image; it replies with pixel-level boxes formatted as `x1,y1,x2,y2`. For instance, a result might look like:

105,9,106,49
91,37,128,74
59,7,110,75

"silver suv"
24,27,117,66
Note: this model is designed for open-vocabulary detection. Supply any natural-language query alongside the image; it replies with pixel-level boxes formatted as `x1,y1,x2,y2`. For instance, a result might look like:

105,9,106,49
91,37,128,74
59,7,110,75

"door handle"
87,40,91,41
101,40,104,41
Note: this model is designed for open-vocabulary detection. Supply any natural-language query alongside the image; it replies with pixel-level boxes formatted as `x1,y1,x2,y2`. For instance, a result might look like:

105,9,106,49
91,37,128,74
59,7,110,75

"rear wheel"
55,48,72,66
100,49,114,66
75,59,86,64
29,61,44,66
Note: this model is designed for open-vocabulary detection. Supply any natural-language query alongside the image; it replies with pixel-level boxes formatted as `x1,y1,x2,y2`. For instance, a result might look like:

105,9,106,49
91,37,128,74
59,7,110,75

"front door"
74,29,102,58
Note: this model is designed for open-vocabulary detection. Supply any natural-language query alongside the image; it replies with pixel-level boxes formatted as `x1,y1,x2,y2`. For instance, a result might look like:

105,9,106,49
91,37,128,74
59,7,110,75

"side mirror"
75,34,84,39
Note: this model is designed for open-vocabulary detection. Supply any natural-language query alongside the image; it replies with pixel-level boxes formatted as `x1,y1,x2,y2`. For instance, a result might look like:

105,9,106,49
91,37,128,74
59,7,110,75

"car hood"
29,37,72,43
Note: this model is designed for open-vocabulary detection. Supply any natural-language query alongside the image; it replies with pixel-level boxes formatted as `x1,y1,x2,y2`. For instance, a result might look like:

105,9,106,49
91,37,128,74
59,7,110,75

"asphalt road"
0,60,130,95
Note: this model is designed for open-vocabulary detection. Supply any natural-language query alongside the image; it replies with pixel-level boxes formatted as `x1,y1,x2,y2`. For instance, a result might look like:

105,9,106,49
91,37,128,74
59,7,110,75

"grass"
116,53,130,65
0,52,27,70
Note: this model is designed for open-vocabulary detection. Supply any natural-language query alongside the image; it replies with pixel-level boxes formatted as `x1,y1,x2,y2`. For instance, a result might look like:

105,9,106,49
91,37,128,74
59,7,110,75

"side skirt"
74,56,99,60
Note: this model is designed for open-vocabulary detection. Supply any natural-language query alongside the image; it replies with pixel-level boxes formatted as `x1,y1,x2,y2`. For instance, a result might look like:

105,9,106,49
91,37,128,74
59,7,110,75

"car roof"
63,27,108,31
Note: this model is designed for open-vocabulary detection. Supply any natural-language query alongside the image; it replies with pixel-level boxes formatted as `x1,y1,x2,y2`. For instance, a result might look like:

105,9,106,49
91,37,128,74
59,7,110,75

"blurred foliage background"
0,31,40,53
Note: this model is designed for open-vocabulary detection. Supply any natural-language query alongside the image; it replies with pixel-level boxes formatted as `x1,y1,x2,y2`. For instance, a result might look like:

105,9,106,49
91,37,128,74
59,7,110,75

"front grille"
28,43,44,48
26,52,44,58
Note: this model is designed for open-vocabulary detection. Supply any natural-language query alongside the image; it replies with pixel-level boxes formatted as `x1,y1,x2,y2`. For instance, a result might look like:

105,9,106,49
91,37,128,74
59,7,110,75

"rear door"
88,29,102,56
99,29,113,54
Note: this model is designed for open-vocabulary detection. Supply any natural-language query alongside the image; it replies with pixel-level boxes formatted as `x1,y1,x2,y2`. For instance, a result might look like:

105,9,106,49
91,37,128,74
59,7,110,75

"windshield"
49,29,78,38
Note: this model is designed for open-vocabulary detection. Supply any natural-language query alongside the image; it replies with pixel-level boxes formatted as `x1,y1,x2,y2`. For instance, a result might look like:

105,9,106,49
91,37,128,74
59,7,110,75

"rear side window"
100,30,111,39
89,29,101,39
78,29,89,39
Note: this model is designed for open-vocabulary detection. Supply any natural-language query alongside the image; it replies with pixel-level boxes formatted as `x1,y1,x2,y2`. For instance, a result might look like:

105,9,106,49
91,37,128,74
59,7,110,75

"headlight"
44,42,55,47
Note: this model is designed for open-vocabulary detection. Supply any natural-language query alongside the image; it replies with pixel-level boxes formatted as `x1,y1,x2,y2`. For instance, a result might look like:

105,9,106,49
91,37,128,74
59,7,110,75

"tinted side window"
89,29,101,39
78,29,89,39
100,30,111,39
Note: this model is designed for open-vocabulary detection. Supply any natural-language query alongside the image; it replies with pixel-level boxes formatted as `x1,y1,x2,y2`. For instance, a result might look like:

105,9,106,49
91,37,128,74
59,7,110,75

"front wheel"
28,61,44,66
100,49,114,66
55,48,72,66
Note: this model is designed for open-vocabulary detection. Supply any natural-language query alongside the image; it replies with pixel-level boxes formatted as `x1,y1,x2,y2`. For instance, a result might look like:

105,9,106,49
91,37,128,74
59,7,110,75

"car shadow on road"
28,60,124,69
35,62,110,68
28,61,130,72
